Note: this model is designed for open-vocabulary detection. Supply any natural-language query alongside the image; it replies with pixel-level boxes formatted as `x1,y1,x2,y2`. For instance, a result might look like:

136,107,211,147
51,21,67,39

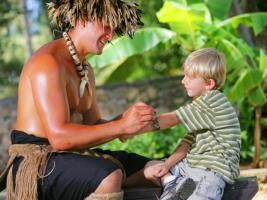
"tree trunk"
253,106,262,168
232,0,254,46
20,0,33,60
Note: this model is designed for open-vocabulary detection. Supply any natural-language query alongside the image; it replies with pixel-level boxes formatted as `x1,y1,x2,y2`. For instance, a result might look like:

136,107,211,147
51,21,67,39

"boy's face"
181,73,209,98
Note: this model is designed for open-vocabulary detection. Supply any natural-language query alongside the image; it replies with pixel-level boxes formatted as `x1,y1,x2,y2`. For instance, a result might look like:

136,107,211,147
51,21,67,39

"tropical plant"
156,0,267,166
89,27,177,84
94,0,267,165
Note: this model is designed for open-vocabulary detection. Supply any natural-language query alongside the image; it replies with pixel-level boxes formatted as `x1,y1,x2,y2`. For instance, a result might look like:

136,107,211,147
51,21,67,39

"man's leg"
85,169,124,200
94,149,154,187
123,168,156,187
143,160,164,186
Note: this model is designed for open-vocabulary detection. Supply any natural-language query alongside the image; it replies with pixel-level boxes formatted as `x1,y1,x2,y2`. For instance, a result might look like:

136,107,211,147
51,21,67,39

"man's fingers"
138,114,154,122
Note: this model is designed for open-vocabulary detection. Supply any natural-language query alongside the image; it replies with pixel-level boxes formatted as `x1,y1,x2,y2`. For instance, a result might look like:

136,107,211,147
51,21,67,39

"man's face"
79,20,114,55
91,21,114,55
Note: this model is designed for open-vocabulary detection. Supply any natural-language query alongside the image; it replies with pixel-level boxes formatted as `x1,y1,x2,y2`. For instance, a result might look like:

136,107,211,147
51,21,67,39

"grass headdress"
47,0,143,38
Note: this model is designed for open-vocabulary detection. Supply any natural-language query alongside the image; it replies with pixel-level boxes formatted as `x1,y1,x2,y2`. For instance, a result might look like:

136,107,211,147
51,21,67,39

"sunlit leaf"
157,1,206,35
259,49,267,78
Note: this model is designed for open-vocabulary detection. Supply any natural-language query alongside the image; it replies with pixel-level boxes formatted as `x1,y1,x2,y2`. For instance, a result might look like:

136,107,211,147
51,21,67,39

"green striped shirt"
175,90,241,184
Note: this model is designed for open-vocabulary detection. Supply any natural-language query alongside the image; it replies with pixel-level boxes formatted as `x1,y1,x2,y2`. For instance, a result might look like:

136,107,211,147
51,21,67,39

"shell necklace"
63,32,92,98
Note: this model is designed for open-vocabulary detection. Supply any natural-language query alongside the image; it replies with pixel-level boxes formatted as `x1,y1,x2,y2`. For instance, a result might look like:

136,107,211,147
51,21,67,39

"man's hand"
118,134,134,142
120,102,155,135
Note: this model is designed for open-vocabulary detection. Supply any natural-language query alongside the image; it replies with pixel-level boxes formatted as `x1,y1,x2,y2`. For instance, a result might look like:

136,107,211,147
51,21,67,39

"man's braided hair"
47,0,143,38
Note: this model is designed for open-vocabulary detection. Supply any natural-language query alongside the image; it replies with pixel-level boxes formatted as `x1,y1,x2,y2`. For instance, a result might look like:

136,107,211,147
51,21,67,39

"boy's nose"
181,76,186,85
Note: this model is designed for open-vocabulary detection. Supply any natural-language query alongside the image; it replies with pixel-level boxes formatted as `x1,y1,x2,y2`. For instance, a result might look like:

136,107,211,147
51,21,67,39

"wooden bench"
124,176,258,200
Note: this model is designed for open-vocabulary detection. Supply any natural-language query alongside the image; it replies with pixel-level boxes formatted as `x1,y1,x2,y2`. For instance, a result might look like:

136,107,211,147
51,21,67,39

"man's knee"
85,191,124,200
96,169,123,193
144,160,163,179
103,169,123,184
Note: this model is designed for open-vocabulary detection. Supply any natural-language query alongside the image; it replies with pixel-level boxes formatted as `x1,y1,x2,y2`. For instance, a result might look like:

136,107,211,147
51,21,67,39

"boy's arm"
164,141,190,169
152,141,190,178
137,111,180,132
119,112,180,142
158,112,180,129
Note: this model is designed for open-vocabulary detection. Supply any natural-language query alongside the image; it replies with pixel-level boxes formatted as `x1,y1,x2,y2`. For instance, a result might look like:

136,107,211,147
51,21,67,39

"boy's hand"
152,162,171,178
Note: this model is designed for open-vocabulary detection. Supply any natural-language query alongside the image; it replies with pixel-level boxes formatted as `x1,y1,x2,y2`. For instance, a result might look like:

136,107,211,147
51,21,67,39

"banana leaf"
218,13,267,36
88,27,176,69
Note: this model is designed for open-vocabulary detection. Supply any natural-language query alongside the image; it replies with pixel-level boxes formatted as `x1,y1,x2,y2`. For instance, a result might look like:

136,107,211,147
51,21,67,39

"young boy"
143,48,241,200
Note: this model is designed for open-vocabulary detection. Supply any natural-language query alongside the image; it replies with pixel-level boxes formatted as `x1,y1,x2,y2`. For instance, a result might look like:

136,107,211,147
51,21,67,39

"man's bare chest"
66,76,94,115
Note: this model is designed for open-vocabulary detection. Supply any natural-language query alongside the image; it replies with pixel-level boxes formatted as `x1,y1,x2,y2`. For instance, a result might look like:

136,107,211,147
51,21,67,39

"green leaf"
88,27,176,68
157,1,210,50
218,13,267,36
259,49,267,78
206,0,232,20
228,69,263,103
157,1,206,35
248,86,267,106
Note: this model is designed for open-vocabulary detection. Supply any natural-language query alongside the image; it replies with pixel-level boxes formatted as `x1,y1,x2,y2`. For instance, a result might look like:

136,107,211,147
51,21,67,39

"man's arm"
119,112,180,142
29,55,154,150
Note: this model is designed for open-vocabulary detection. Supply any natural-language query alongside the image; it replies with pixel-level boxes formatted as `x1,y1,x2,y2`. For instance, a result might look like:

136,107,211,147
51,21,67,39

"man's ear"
205,79,216,90
77,20,86,28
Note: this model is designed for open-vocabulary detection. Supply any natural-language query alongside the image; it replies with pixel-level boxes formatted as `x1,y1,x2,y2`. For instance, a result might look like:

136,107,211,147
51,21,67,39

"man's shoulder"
22,45,63,78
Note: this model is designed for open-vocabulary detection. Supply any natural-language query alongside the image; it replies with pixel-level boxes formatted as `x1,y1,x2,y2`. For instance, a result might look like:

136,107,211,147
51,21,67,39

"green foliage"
1,0,266,163
89,27,176,84
99,125,186,159
94,0,267,163
156,0,267,163
89,28,176,69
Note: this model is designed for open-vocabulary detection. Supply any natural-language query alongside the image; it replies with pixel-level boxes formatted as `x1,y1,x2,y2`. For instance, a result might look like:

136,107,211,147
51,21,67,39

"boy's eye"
185,75,193,80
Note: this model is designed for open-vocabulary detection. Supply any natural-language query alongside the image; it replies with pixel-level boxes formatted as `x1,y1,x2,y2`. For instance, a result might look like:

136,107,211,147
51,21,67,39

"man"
0,1,157,199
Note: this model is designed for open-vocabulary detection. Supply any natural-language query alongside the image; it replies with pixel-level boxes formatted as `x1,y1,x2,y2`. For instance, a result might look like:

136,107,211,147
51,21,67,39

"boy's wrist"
164,161,173,170
151,116,160,131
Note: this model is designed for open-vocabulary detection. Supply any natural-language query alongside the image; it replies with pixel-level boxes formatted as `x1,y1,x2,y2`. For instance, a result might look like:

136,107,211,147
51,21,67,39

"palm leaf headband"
47,0,143,38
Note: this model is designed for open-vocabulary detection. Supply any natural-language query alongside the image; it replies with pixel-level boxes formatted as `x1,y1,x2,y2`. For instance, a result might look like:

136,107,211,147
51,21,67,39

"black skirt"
11,130,149,200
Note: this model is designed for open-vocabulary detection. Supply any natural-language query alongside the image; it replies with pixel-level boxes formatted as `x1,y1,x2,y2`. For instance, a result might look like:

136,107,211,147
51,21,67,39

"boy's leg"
160,160,196,200
187,169,225,200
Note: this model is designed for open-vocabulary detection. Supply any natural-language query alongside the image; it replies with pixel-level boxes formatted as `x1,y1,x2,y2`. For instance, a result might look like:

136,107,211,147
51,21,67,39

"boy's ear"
205,79,216,90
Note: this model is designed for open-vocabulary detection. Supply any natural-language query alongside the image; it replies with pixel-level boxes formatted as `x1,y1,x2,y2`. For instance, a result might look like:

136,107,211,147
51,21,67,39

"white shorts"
170,160,226,200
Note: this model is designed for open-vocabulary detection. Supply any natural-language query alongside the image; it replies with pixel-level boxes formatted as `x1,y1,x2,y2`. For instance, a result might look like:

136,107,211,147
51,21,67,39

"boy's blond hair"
183,48,226,89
